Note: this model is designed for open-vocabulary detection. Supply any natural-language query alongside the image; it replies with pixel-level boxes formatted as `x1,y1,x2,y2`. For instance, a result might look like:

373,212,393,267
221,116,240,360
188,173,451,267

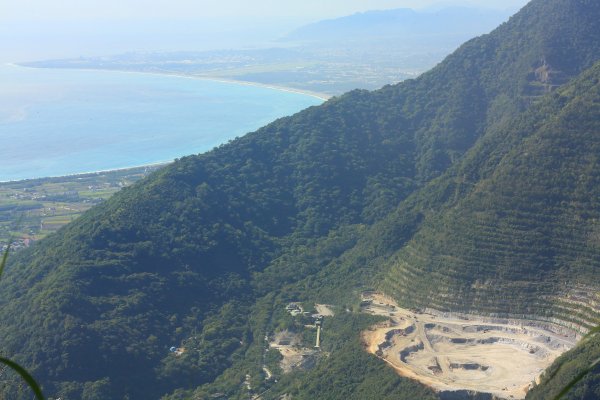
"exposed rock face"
525,58,569,96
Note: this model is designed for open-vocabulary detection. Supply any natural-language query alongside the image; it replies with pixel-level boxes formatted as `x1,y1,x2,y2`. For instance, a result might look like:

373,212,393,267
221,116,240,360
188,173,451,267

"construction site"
361,293,578,399
266,303,333,374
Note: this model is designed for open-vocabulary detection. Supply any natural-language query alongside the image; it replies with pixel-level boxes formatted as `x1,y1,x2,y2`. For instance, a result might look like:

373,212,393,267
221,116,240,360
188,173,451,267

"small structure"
314,316,323,348
286,302,303,316
169,346,185,356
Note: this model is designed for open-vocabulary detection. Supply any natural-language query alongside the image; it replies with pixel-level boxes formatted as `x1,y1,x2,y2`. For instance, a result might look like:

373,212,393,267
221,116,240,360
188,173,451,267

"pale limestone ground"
269,330,316,373
361,293,577,400
315,304,335,316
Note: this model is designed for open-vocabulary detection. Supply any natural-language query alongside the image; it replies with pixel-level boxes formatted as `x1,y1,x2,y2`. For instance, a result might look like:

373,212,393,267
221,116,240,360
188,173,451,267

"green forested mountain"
1,0,599,399
379,58,600,330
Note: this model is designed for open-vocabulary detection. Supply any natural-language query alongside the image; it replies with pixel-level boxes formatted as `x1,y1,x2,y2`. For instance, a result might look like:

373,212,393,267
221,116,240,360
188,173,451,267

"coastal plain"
0,165,165,247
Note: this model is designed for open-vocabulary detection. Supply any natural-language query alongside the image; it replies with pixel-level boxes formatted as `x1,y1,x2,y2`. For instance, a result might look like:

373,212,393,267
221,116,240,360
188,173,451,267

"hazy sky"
1,0,529,20
0,0,530,62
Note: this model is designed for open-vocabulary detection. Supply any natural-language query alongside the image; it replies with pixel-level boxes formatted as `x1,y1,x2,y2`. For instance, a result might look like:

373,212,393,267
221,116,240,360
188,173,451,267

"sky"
1,0,529,19
0,0,530,62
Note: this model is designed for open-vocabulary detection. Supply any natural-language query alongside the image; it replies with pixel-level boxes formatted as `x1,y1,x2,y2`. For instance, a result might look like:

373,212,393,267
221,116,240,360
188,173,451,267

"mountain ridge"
283,7,515,43
1,0,599,398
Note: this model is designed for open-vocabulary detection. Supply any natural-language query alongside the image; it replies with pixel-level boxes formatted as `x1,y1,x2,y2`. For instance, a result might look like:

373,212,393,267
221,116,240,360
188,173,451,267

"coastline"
8,62,332,101
198,77,331,101
1,62,328,184
0,160,172,184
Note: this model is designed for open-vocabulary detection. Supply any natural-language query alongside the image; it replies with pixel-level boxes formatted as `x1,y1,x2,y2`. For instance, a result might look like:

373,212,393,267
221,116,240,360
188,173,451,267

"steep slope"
526,330,600,399
1,0,600,399
0,94,427,399
249,43,600,400
263,61,600,400
380,60,600,331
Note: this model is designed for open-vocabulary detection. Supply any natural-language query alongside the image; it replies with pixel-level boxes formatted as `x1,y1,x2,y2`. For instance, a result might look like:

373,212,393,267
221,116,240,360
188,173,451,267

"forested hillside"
526,330,600,400
380,60,600,330
1,0,599,399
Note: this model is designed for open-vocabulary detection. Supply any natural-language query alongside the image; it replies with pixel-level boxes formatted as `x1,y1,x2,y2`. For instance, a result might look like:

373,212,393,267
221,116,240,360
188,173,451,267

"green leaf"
552,356,600,400
0,214,21,282
1,229,45,399
0,356,45,400
545,323,600,384
0,241,9,282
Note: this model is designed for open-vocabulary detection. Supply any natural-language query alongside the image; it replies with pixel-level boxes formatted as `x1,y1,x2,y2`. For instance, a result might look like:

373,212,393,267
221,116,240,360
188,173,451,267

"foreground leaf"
0,357,45,400
0,242,9,281
552,356,600,400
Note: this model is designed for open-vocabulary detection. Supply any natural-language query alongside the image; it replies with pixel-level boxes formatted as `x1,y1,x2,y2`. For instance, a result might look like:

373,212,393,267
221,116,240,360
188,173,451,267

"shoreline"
0,160,172,184
9,62,332,101
1,62,329,184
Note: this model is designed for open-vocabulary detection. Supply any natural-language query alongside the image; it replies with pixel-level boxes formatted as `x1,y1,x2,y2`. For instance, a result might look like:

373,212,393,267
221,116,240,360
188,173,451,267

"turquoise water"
0,64,322,181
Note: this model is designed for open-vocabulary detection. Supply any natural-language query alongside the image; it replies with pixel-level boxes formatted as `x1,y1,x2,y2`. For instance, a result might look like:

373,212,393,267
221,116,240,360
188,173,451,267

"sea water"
0,64,323,181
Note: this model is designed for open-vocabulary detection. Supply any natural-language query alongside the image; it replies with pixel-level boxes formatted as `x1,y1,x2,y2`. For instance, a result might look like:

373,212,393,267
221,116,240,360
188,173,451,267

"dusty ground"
361,293,577,399
315,304,335,316
269,330,318,373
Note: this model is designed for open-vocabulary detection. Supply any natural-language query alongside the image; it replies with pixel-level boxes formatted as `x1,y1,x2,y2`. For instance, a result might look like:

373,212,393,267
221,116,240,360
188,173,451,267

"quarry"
361,293,579,399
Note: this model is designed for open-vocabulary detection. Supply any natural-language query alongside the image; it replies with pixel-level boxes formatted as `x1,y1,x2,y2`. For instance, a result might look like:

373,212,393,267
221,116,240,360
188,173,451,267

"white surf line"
0,161,172,184
10,63,331,101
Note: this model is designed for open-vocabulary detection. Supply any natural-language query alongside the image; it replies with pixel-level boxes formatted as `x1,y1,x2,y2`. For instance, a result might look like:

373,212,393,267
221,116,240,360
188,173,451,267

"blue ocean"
0,64,322,181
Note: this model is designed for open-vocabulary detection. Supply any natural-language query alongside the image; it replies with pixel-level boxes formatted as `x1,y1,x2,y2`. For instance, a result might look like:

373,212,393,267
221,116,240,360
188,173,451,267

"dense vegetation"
527,330,600,400
1,0,599,398
380,60,600,329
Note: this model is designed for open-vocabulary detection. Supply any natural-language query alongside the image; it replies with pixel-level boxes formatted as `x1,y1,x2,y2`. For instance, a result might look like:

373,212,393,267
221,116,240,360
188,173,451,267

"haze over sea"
0,64,322,182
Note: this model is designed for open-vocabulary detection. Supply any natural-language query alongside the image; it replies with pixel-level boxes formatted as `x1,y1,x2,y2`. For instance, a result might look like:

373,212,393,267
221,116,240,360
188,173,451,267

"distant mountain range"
22,7,520,95
2,0,600,399
283,7,515,44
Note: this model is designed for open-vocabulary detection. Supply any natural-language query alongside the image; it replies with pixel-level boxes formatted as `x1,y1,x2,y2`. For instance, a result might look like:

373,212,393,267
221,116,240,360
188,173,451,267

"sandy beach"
11,63,332,101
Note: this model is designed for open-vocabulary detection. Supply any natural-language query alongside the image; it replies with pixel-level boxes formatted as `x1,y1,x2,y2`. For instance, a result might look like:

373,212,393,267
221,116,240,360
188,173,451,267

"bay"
0,64,323,181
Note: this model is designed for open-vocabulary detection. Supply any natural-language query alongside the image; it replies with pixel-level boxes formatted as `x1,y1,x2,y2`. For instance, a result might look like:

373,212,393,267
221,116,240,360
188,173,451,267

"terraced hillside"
379,61,600,332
